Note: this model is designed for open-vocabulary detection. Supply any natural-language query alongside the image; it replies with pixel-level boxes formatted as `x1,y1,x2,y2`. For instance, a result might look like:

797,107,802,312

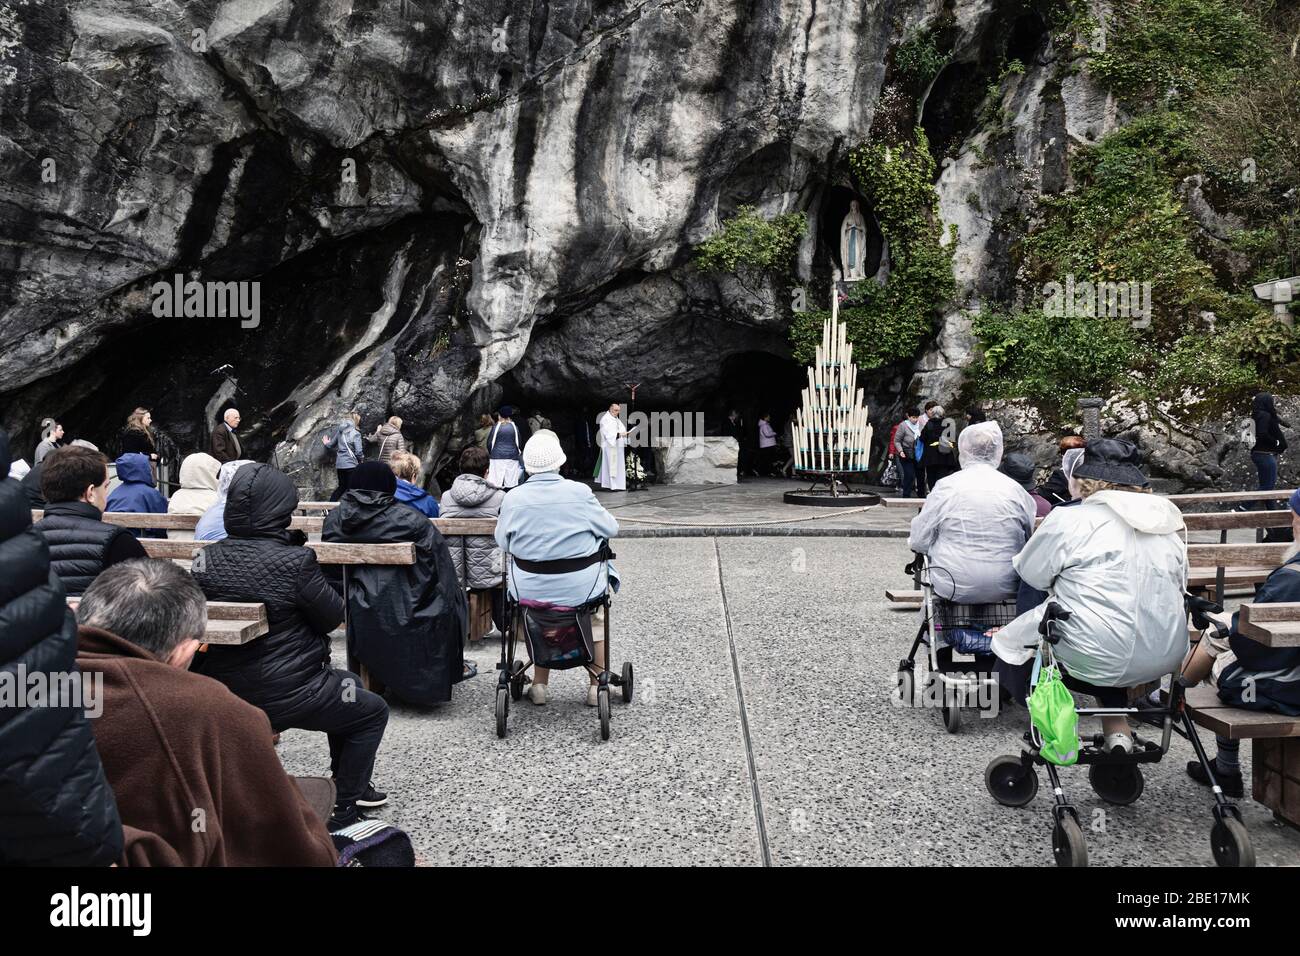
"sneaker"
528,683,548,705
356,783,388,808
587,684,599,707
328,803,364,831
483,626,502,641
1186,760,1244,797
1104,733,1133,754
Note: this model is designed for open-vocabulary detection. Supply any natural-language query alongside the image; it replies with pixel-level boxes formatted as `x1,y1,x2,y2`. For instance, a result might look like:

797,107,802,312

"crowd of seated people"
910,423,1300,771
9,391,1300,866
4,404,572,864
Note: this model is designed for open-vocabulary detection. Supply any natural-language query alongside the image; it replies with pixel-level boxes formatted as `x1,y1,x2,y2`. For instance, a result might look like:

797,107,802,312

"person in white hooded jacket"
991,438,1189,753
907,421,1037,604
166,452,222,540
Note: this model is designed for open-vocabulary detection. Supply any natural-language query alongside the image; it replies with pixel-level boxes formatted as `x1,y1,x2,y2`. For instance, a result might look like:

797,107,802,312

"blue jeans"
900,457,917,498
1252,451,1278,491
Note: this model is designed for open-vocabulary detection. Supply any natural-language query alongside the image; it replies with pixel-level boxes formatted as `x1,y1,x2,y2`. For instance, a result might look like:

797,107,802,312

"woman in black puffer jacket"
190,463,389,826
0,429,123,865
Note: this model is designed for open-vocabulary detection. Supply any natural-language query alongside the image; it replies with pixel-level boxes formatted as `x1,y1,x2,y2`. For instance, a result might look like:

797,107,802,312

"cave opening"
716,349,807,448
817,186,884,279
919,61,986,164
1005,12,1048,65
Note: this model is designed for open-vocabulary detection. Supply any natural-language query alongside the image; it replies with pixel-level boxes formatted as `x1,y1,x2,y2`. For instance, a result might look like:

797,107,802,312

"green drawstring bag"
1029,665,1080,766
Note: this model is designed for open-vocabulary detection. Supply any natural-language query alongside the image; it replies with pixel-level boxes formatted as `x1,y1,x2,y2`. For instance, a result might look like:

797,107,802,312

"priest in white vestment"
597,403,628,491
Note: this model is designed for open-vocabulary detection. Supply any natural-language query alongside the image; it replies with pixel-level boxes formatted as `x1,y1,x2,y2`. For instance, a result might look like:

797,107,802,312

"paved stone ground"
278,516,1300,866
594,477,909,535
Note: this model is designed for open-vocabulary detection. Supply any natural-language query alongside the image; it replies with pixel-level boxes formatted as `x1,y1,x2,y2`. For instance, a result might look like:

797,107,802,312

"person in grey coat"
322,411,364,501
439,446,506,635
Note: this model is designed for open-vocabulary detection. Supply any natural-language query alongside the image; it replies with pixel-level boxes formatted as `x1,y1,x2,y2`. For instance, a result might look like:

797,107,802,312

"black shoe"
1186,760,1244,797
328,803,363,831
356,783,388,808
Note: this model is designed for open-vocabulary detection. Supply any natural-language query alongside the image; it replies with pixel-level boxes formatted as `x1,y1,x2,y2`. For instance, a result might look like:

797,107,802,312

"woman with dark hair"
1250,392,1287,492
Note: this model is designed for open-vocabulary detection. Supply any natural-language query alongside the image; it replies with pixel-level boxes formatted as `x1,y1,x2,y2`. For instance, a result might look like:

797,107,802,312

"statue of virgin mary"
840,200,868,281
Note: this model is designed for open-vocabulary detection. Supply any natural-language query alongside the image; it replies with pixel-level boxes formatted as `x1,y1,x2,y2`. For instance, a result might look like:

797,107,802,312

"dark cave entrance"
1005,12,1049,65
920,61,986,164
716,350,807,453
818,186,884,279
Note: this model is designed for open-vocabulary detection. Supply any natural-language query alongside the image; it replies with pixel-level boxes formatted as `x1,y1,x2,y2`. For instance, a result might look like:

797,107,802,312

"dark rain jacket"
190,464,346,729
323,490,467,705
0,430,123,865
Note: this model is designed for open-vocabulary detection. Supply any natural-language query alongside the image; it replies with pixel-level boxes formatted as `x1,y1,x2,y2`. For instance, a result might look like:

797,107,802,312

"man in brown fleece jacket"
75,559,337,866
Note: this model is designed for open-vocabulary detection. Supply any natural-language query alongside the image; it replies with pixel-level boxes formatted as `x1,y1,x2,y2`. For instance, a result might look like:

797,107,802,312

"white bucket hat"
522,429,566,474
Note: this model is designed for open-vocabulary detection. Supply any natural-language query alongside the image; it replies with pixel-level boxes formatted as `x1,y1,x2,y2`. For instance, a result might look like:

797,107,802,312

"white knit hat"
522,429,566,474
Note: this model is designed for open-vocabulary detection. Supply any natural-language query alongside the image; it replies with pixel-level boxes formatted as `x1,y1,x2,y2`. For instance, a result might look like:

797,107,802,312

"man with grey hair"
210,408,243,463
76,559,337,866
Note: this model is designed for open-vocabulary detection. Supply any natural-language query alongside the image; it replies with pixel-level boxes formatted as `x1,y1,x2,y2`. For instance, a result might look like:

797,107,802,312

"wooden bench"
34,510,500,539
1237,602,1300,647
1186,542,1288,603
67,598,269,646
1184,685,1300,830
1184,599,1300,829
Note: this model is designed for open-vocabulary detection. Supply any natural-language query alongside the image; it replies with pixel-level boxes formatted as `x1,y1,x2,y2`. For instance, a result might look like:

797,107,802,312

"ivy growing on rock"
969,0,1300,420
693,205,807,276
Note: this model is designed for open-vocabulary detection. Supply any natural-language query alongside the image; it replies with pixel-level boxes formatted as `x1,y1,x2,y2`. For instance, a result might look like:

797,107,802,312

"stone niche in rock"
818,186,884,280
717,142,806,222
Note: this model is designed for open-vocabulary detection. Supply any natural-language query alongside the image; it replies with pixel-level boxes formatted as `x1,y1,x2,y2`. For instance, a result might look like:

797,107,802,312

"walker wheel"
941,698,961,734
495,686,509,739
1210,817,1255,868
509,660,527,702
1052,815,1088,867
985,755,1038,808
896,664,914,707
621,662,634,704
1088,763,1145,806
598,686,611,741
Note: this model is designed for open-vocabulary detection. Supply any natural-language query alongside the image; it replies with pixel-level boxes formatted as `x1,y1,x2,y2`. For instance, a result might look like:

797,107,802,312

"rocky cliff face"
4,0,1221,490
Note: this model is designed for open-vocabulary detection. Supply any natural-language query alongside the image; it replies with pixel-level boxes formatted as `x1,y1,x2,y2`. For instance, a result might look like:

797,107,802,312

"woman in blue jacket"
105,453,169,537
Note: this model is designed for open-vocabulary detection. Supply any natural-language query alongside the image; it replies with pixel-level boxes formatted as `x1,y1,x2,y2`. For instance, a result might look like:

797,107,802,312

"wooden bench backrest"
34,510,497,538
1186,542,1290,568
67,598,269,645
139,539,417,565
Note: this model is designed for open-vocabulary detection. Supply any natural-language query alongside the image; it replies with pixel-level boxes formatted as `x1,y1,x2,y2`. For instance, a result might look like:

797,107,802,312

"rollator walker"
896,553,1016,733
494,542,633,741
984,596,1254,868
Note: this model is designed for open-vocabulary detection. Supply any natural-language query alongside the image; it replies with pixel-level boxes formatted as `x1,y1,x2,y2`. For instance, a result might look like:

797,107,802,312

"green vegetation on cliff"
971,0,1300,419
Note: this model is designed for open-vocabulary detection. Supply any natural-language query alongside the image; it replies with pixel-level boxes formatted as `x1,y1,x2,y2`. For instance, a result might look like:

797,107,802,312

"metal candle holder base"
783,470,880,507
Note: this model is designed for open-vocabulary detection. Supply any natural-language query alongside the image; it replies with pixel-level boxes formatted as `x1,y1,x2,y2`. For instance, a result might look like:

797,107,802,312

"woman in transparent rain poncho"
907,421,1038,606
